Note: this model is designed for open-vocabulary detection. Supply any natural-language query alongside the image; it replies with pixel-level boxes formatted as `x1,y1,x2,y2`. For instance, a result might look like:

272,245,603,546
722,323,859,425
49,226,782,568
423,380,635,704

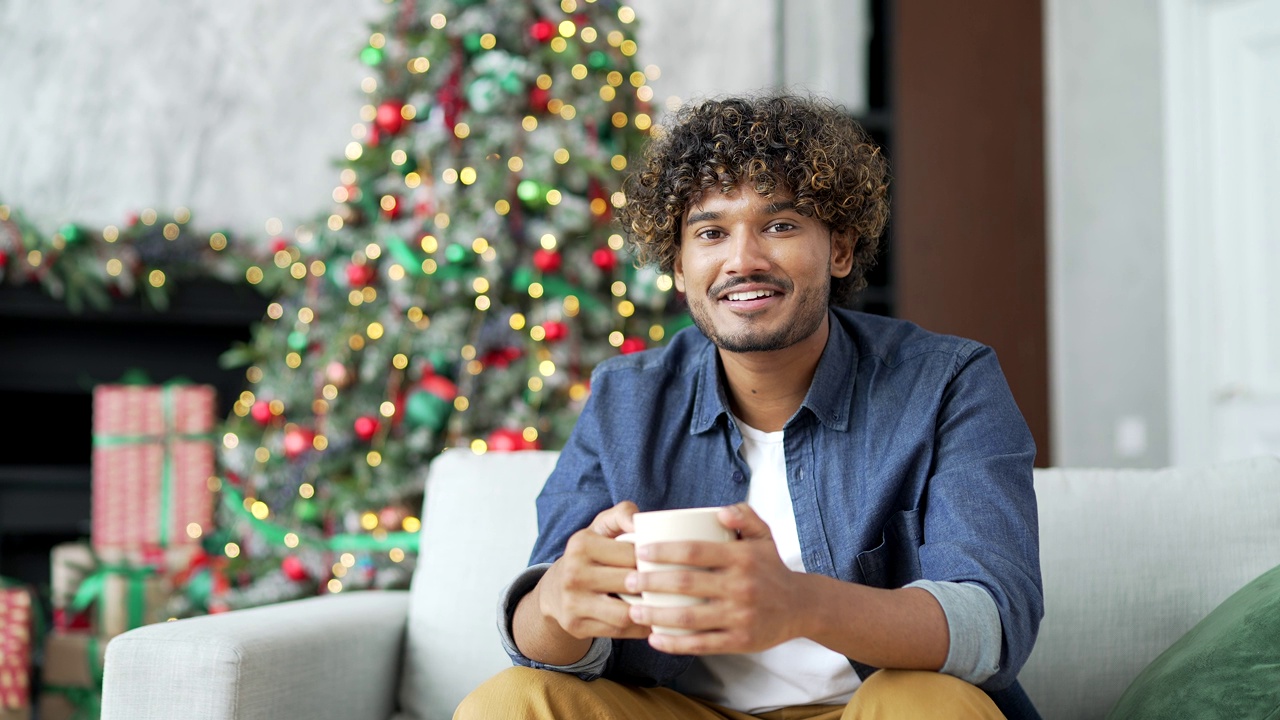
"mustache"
708,274,793,298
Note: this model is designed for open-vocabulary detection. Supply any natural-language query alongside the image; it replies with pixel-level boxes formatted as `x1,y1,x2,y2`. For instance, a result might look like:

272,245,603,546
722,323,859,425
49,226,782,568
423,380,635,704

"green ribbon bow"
69,564,156,633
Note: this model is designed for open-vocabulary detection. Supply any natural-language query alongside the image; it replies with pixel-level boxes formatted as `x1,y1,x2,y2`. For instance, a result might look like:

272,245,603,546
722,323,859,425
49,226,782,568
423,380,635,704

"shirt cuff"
497,562,612,679
906,579,1002,685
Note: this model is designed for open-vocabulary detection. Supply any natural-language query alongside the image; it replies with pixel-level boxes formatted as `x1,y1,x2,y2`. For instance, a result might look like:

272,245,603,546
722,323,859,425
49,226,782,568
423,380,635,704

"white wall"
1045,0,1170,467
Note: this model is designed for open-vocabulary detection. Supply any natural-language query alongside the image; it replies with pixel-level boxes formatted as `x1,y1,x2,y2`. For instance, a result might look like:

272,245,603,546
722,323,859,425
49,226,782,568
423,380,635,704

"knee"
846,670,1004,720
454,667,563,719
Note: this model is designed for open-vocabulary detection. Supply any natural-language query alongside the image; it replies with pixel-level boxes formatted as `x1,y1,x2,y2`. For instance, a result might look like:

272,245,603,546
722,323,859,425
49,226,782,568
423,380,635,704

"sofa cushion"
1020,455,1280,720
1103,560,1280,718
397,449,560,720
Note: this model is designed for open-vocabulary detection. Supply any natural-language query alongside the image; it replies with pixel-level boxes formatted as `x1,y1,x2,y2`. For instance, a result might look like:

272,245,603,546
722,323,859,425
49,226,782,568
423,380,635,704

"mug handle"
613,533,644,605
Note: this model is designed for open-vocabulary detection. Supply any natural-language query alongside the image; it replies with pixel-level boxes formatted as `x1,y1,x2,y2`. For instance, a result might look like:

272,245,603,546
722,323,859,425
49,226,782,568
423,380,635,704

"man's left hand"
625,502,803,654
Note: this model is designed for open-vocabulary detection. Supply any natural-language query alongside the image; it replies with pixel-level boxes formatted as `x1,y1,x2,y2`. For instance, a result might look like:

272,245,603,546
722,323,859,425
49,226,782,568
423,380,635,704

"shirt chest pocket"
855,508,923,589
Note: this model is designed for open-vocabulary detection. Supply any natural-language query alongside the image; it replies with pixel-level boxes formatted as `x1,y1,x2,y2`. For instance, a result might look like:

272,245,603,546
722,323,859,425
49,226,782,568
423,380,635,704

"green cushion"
1106,562,1280,719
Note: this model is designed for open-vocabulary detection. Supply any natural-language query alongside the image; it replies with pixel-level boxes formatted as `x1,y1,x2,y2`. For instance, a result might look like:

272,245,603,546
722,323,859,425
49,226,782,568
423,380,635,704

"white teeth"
726,289,776,301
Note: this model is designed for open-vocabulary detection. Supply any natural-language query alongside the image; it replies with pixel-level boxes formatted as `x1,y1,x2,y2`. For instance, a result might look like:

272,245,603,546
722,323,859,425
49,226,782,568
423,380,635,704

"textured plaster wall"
0,1,867,238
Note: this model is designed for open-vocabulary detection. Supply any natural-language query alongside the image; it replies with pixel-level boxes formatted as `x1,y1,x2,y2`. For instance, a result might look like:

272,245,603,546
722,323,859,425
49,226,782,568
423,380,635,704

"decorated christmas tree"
194,0,689,612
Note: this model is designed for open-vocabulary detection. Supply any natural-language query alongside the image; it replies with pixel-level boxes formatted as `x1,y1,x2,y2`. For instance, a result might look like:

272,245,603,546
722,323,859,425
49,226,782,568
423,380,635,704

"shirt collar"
689,310,857,435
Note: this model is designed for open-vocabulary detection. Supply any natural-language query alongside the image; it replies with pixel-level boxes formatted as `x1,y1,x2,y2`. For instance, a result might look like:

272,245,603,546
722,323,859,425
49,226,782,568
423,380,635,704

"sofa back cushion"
397,449,560,720
1020,455,1280,720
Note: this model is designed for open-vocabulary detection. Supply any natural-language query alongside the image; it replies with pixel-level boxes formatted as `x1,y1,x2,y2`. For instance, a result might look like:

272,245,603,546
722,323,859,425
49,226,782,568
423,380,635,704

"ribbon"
221,486,420,553
42,685,102,720
91,380,214,548
69,564,156,633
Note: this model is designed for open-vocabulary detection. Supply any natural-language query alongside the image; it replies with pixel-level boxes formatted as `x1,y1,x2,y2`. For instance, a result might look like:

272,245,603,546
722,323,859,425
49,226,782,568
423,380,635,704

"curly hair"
616,93,890,306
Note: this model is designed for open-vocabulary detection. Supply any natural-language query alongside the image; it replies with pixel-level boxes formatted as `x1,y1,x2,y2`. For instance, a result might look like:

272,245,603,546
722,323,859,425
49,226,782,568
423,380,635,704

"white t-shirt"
672,415,862,714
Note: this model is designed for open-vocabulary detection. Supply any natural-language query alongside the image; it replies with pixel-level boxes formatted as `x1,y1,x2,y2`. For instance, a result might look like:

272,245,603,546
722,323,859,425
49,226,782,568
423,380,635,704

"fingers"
589,501,639,537
717,503,772,541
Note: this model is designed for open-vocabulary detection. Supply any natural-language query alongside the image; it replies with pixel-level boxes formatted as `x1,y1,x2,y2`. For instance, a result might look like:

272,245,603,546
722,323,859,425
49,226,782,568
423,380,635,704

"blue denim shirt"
503,308,1044,717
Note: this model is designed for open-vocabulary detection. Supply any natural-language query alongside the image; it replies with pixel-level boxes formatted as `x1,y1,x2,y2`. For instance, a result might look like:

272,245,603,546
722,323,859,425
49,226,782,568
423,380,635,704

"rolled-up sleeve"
497,563,613,679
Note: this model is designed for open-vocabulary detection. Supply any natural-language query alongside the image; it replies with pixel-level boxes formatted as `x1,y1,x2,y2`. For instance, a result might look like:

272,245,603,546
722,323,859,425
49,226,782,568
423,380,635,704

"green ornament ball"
428,349,454,376
287,331,309,352
516,179,548,209
360,46,384,66
444,243,471,265
294,498,321,523
405,389,451,431
463,33,484,53
499,71,523,95
587,50,611,71
184,568,213,607
511,266,534,291
59,223,84,244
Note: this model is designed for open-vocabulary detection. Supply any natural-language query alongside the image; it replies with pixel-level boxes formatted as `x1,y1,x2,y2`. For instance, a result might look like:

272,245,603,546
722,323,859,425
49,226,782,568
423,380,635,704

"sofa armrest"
102,590,410,720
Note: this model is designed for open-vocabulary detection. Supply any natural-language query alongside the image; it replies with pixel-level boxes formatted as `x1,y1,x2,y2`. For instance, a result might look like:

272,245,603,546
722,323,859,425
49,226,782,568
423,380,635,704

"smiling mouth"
725,289,777,301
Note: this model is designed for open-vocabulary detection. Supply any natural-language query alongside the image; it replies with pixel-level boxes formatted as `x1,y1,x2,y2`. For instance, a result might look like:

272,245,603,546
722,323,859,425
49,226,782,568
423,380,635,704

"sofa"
100,450,1280,720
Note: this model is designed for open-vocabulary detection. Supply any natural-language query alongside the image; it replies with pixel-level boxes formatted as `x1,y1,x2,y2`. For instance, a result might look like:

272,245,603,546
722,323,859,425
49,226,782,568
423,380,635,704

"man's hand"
513,501,650,665
624,503,803,655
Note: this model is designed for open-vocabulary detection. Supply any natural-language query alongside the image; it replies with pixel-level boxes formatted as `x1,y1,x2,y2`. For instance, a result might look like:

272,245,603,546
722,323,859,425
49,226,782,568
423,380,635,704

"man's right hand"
513,501,650,665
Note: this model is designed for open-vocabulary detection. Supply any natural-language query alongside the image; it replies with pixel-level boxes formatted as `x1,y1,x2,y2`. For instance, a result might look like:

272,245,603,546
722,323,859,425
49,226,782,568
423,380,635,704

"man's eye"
697,229,723,240
767,222,795,233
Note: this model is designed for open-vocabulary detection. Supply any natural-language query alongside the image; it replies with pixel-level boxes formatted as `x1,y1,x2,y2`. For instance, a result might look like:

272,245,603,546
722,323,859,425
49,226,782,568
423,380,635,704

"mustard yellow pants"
455,666,1005,720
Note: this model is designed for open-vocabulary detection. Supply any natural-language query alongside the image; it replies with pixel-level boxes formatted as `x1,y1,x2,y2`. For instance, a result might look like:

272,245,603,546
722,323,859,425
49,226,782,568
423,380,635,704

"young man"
456,94,1043,719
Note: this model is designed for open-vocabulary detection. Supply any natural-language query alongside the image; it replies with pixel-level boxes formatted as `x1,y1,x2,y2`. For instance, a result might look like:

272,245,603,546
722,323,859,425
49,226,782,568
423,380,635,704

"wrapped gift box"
0,587,32,720
40,633,106,689
91,383,217,552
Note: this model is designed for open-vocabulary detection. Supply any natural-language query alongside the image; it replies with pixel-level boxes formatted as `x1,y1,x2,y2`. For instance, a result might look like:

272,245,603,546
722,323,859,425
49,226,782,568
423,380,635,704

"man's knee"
845,670,1005,720
454,666,570,719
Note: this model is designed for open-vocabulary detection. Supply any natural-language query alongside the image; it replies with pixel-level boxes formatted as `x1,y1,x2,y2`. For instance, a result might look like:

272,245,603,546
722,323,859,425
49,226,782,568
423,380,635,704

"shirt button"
731,471,745,483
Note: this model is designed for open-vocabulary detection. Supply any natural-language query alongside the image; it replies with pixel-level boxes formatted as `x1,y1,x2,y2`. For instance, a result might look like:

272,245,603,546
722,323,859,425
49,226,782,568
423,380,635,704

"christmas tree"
192,0,689,612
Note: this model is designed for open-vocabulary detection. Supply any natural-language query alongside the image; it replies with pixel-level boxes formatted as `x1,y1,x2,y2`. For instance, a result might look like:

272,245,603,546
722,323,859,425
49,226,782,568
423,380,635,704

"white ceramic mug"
615,506,736,635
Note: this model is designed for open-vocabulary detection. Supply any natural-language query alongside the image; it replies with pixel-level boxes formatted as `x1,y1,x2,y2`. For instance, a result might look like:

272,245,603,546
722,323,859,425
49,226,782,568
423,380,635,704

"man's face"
674,186,853,354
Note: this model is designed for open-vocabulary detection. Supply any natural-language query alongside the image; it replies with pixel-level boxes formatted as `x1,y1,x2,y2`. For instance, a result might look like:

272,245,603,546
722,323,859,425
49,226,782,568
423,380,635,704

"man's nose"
723,232,771,275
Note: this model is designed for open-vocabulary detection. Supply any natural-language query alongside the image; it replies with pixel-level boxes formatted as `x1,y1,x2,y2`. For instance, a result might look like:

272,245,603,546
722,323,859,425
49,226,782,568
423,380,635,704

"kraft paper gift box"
0,587,32,720
38,632,108,720
91,383,217,553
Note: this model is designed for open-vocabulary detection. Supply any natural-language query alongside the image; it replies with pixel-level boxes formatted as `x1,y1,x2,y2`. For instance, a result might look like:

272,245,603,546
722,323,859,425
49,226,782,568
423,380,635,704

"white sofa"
101,451,1280,720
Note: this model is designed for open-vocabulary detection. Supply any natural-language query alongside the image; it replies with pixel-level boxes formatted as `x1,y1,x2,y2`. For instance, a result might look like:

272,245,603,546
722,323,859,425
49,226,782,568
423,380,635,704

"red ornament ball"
281,555,309,582
325,361,351,388
420,372,458,402
270,237,289,254
283,428,316,460
250,401,274,426
619,337,647,355
532,248,562,274
542,321,568,342
591,247,618,272
487,428,526,452
378,505,407,529
353,415,380,442
529,86,551,113
529,19,556,42
375,101,406,135
381,195,404,221
346,261,376,287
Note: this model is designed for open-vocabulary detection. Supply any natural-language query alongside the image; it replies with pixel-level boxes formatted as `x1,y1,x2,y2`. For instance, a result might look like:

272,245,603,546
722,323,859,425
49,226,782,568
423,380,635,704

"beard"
686,273,830,353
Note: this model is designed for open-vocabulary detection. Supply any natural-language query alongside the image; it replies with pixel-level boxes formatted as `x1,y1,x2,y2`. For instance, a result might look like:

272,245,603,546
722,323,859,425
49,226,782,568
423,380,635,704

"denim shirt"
502,308,1044,718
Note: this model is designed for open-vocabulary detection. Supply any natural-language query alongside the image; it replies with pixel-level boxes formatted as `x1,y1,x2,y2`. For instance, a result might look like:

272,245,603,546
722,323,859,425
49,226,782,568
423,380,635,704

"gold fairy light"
495,199,510,215
106,259,123,276
609,331,624,347
650,325,666,341
637,86,653,101
571,64,588,80
635,113,652,130
528,377,544,392
621,39,637,56
618,6,636,22
550,37,567,52
558,20,576,37
471,439,488,455
430,13,447,28
607,30,624,46
610,154,627,170
369,33,385,48
420,234,438,252
361,77,378,93
442,168,459,184
328,215,344,231
607,71,623,86
508,156,524,172
522,116,538,131
454,396,470,411
367,451,382,467
608,233,625,250
611,281,627,296
480,33,496,49
611,112,628,128
581,27,597,43
409,57,430,73
345,142,363,160
472,237,489,253
459,167,477,184
599,85,616,101
540,233,557,249
454,122,471,139
536,74,553,89
559,104,576,120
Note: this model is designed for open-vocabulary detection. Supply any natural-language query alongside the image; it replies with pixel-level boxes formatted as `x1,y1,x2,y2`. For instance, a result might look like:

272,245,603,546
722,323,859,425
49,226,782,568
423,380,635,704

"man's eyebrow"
765,201,797,214
685,209,719,225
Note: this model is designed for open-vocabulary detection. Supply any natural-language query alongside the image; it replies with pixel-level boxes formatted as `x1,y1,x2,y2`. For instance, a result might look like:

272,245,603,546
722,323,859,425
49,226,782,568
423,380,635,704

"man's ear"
673,253,686,293
831,230,856,279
